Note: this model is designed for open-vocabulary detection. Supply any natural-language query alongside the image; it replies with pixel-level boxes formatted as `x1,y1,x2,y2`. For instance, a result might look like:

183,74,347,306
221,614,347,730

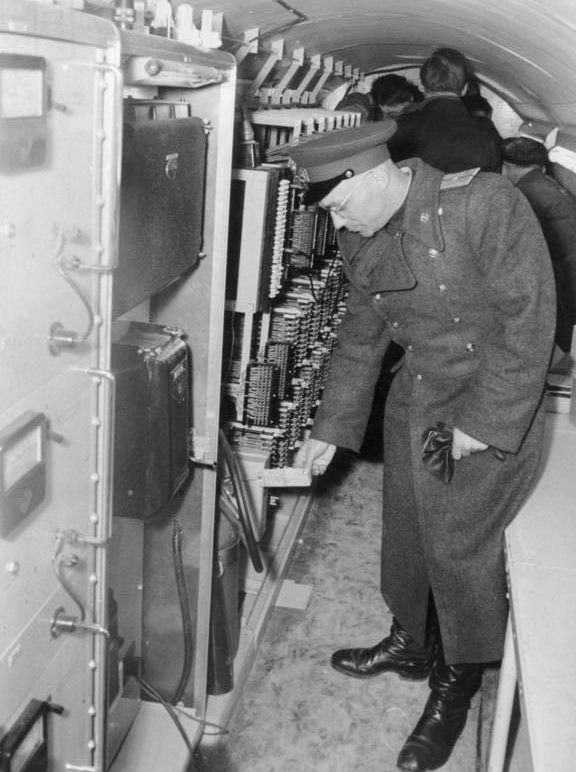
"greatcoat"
310,159,556,664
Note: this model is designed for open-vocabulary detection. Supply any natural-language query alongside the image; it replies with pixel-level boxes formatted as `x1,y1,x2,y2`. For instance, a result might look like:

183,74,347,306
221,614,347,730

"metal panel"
0,4,120,770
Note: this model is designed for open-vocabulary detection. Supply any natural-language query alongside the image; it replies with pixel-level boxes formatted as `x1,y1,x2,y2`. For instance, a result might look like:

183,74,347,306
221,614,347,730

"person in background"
387,47,501,172
502,135,576,353
288,122,555,772
335,73,424,123
371,73,424,118
333,87,375,123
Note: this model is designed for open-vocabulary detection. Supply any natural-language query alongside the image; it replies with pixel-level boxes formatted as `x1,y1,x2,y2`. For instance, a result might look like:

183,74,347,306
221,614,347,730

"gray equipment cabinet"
0,2,236,771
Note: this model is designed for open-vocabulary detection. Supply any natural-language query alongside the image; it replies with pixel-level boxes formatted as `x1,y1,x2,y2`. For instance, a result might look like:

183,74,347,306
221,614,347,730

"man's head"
420,48,472,96
371,74,423,117
500,136,548,183
287,121,412,237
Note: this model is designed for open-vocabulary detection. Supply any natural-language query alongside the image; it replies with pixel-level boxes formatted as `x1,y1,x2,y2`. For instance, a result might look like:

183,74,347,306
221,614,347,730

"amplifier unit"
111,321,190,520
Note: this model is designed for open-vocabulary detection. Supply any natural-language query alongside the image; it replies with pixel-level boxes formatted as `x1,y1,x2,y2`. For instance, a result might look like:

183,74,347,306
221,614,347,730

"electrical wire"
218,430,263,573
171,702,229,737
304,271,319,302
136,676,195,759
54,254,95,343
136,676,229,757
223,308,237,383
170,520,195,706
52,532,86,621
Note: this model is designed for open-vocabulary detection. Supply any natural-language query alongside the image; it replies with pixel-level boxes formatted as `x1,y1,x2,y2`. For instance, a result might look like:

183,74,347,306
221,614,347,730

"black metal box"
111,321,190,519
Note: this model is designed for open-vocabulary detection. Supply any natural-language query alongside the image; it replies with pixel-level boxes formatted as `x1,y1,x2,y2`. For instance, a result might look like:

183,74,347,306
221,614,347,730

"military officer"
289,122,555,772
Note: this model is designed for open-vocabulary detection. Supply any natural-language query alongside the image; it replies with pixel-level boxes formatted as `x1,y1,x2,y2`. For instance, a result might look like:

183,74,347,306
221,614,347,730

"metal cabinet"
0,4,120,770
0,4,236,771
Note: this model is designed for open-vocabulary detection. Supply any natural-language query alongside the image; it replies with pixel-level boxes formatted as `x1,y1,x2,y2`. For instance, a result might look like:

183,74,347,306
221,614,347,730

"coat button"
420,212,429,223
438,207,444,215
374,293,381,300
438,283,447,292
392,321,399,328
406,344,413,351
428,248,440,258
416,373,423,380
453,317,461,323
466,342,476,352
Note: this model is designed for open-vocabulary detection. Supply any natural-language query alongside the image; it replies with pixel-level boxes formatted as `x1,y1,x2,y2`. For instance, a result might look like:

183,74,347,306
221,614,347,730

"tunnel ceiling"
174,0,576,128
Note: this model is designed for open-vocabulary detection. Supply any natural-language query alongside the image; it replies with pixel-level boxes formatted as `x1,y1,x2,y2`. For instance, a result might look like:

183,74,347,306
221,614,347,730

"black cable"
218,430,263,573
223,308,237,383
170,520,195,706
304,271,319,302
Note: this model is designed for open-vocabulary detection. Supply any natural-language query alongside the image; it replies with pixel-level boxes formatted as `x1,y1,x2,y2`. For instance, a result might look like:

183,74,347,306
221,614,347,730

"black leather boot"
331,617,435,680
396,653,483,771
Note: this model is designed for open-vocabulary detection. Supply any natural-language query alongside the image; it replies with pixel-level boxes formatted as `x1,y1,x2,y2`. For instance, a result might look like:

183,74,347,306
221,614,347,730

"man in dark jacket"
335,74,424,124
288,122,555,771
387,47,501,172
502,135,576,352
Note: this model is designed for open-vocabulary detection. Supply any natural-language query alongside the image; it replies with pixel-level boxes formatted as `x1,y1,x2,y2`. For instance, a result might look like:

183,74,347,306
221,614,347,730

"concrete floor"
193,449,500,772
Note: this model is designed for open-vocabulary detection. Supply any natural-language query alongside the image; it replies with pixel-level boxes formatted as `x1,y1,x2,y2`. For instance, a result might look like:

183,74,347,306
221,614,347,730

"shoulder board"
440,167,481,190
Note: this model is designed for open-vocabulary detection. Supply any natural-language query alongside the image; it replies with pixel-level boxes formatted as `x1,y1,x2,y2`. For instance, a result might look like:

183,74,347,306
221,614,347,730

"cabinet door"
0,4,120,770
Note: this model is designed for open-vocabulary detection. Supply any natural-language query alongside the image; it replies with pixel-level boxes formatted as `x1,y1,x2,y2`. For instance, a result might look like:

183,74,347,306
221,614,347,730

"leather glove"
421,421,454,483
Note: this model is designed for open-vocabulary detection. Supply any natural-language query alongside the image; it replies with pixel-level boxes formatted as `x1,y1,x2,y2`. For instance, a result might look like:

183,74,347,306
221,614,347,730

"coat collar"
397,158,446,251
337,158,446,254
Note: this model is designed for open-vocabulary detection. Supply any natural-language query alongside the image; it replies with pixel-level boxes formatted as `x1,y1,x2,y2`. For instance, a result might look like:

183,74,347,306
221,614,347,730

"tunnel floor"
192,447,501,772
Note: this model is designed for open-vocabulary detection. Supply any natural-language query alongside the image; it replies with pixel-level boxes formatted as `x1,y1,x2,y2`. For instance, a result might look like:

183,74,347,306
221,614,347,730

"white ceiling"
174,0,576,128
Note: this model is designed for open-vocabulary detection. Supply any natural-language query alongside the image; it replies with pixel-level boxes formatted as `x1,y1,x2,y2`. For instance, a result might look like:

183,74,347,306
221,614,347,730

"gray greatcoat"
311,159,556,664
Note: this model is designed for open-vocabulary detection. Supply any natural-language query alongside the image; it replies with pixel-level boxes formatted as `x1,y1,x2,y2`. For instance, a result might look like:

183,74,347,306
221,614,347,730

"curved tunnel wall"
177,0,576,163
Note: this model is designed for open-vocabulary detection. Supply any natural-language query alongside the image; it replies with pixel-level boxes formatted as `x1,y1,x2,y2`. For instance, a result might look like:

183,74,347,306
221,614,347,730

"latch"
50,606,110,639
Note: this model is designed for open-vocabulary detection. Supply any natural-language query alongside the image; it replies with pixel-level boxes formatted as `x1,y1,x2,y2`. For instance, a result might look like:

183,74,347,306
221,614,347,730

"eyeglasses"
323,172,370,216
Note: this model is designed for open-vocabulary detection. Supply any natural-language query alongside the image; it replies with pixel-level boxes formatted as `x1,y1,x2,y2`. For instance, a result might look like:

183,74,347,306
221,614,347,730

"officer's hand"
451,427,488,460
293,439,337,476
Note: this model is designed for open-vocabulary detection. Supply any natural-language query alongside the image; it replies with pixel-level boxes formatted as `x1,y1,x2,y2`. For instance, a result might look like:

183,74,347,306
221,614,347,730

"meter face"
0,66,44,119
0,412,47,537
0,54,47,171
2,423,42,491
